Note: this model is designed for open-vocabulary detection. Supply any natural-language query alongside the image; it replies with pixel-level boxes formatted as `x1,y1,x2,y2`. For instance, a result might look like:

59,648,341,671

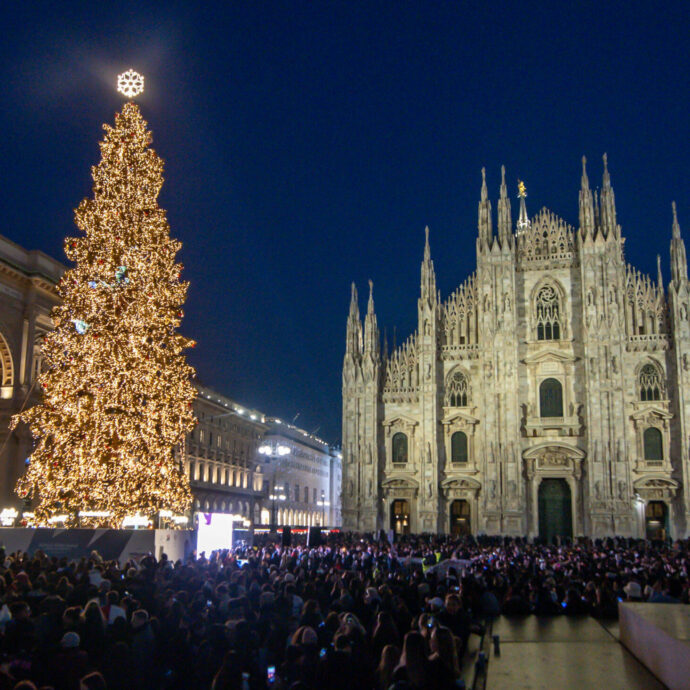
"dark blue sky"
2,2,689,443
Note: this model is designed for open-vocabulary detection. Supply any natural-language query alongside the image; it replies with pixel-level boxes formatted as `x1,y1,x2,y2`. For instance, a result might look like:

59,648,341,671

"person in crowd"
0,533,686,688
375,644,400,690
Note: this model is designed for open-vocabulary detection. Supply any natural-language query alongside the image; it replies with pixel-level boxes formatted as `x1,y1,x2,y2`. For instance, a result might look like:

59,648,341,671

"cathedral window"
643,427,663,461
535,285,561,340
639,364,662,401
445,370,469,407
451,431,468,464
392,432,408,464
539,378,563,417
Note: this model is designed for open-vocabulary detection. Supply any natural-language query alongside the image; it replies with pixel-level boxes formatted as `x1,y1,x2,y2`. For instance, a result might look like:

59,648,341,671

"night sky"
2,2,689,444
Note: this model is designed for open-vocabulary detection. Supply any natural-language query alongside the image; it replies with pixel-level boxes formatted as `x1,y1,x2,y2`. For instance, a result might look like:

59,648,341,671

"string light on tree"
12,72,197,527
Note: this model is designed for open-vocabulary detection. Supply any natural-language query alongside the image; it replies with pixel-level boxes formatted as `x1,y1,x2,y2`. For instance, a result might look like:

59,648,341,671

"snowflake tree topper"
117,70,145,98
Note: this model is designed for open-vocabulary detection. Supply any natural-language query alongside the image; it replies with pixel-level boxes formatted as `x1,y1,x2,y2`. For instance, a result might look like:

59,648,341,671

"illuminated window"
539,378,563,417
536,285,561,340
643,428,663,461
451,431,468,463
392,433,408,463
640,364,662,401
445,370,469,407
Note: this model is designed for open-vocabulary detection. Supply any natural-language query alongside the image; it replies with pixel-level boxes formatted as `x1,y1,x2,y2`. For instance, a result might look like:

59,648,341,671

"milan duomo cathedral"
342,155,690,540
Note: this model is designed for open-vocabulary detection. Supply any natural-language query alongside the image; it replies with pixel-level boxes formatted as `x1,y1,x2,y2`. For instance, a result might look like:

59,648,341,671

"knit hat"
131,609,149,629
624,581,642,599
61,632,80,649
428,597,444,611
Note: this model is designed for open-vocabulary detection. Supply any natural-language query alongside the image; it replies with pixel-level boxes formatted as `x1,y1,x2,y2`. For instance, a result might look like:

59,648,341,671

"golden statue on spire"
517,180,527,198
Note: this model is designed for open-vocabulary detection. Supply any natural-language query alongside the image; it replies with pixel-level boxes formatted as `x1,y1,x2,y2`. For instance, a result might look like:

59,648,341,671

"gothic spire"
516,179,529,236
671,201,688,285
477,167,493,248
363,279,380,360
420,226,437,303
497,164,512,245
599,153,617,237
345,282,362,356
579,155,595,237
657,254,663,291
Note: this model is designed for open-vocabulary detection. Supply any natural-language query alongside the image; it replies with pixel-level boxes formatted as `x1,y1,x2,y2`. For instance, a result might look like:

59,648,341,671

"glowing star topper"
117,70,145,98
517,180,527,198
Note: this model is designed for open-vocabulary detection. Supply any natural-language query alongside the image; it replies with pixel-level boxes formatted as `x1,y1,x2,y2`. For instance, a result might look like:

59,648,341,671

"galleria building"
342,156,690,540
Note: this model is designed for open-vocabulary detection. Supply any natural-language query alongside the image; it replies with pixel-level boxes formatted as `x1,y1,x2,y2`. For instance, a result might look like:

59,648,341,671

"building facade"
342,156,690,540
0,235,343,528
0,236,63,510
258,420,341,528
181,384,268,526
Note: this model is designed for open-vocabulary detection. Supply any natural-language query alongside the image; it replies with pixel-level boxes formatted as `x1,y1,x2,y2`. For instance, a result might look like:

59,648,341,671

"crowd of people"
0,533,686,689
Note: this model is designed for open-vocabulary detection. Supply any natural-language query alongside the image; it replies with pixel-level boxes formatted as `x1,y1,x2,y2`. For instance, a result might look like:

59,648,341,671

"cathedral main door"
450,500,471,536
645,501,668,540
390,499,411,536
538,478,572,543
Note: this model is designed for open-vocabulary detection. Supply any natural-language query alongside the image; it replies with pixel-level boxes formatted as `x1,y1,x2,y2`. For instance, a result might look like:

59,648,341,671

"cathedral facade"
342,156,690,540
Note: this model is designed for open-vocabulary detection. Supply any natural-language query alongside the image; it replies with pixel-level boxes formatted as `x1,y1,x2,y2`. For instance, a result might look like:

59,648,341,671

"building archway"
390,499,410,536
449,500,471,535
538,478,572,543
645,501,668,540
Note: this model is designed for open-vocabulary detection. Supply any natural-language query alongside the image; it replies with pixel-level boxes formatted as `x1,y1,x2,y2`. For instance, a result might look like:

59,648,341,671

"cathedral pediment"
383,414,419,428
630,406,673,421
522,349,577,364
441,411,480,426
633,476,678,490
381,476,420,489
440,476,481,490
522,442,586,460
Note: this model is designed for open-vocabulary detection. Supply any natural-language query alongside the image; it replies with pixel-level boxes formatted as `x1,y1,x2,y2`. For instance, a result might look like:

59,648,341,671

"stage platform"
619,603,690,690
485,616,665,689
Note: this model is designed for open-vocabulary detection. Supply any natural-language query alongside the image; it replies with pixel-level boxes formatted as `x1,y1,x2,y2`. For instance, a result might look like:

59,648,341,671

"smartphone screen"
267,666,276,684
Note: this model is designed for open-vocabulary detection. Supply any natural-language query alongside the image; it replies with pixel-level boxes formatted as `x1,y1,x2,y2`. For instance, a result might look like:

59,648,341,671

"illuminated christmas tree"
13,72,196,527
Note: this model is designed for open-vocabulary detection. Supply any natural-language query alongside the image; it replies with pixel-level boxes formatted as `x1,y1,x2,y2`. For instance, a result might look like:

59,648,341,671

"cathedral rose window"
536,285,561,340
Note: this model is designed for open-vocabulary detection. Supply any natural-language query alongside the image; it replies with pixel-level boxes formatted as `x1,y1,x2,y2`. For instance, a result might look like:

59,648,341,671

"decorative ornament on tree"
12,73,196,527
72,319,90,335
117,69,144,98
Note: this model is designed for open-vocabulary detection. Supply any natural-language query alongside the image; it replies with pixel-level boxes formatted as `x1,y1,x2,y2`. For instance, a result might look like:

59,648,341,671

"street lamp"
317,490,330,528
269,484,286,531
258,442,291,531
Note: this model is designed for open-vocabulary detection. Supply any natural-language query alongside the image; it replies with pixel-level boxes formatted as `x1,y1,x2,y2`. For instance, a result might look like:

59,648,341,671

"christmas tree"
13,75,196,527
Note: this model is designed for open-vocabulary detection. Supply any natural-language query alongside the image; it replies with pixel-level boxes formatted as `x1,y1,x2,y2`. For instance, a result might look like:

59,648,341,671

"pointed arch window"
451,431,468,464
445,370,469,407
539,378,563,418
535,285,561,340
392,432,408,464
639,364,663,401
643,427,663,461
